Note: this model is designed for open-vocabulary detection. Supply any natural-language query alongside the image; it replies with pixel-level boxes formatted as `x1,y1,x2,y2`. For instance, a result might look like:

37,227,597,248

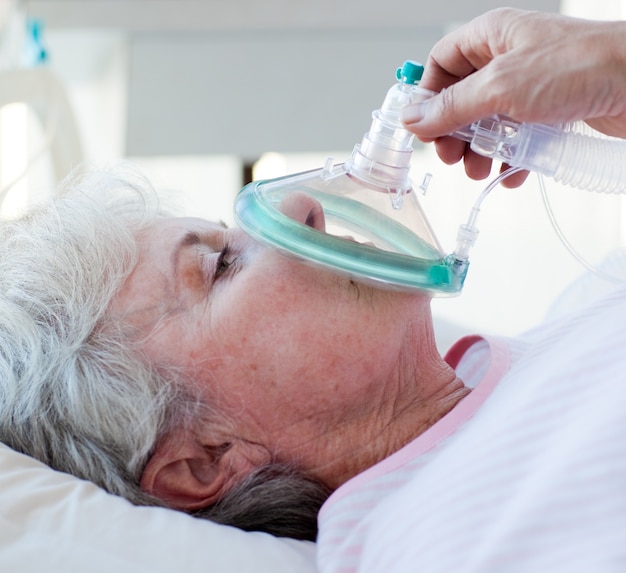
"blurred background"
2,0,626,346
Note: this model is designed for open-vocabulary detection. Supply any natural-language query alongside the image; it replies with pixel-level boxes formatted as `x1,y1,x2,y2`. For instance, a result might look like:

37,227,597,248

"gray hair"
0,167,328,541
0,167,178,504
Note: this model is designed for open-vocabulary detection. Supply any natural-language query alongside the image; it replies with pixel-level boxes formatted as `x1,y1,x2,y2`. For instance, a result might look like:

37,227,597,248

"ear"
140,429,267,511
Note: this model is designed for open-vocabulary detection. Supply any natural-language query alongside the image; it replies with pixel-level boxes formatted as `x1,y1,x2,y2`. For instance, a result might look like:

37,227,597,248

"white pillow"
0,442,317,572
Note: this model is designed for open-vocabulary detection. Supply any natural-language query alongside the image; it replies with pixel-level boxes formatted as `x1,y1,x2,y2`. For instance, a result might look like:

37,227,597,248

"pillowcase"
0,442,317,572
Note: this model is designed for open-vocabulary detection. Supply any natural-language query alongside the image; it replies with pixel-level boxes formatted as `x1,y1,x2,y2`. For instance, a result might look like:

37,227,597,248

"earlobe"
140,430,269,511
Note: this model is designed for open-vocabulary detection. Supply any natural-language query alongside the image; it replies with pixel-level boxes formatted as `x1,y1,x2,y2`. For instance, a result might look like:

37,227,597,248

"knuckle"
479,60,516,113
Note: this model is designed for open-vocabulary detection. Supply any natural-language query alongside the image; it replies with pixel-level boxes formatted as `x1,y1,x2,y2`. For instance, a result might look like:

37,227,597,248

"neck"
323,375,469,490
311,322,470,490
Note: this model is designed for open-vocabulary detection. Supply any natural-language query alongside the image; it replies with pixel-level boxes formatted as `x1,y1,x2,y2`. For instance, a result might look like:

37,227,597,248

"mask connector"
453,221,480,263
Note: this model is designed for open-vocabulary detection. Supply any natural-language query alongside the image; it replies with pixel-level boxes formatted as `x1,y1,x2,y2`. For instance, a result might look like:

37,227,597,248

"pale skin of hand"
401,8,626,187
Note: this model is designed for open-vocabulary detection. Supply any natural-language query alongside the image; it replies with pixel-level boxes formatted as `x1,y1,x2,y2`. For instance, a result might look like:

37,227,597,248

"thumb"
401,75,492,140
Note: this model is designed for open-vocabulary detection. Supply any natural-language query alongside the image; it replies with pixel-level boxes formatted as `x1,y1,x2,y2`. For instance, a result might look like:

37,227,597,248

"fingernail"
401,102,427,125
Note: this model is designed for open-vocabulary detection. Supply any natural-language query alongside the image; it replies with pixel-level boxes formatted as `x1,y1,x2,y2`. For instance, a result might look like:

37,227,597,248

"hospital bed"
2,256,622,572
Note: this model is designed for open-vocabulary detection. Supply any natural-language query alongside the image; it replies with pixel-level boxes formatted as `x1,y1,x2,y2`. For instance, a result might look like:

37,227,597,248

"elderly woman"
0,162,463,536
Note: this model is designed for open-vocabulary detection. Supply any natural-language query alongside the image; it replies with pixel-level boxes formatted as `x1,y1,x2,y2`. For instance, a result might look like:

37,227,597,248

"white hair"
0,167,185,504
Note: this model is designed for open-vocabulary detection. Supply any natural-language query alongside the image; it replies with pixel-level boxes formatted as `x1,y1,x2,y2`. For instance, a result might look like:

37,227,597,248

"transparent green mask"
234,62,472,296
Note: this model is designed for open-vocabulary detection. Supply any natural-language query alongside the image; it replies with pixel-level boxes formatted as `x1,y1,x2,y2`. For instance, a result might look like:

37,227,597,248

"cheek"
206,257,411,400
219,293,376,396
211,279,332,381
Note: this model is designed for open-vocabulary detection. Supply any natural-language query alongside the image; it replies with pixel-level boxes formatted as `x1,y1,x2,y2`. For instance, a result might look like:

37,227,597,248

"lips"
338,235,376,247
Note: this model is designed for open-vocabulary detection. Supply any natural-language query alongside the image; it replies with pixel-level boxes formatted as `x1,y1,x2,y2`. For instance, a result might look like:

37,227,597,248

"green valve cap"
396,60,424,84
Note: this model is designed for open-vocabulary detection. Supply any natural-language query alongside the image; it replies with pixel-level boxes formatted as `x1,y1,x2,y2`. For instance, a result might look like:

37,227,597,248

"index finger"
418,13,502,93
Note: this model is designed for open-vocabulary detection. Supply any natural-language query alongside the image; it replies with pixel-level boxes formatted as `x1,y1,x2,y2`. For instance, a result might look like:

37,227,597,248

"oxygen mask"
234,61,472,295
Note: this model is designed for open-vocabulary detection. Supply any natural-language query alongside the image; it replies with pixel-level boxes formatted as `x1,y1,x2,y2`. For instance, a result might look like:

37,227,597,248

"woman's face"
111,196,431,479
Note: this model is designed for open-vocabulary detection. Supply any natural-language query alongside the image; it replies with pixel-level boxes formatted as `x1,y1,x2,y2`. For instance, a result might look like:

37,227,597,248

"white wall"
125,28,442,158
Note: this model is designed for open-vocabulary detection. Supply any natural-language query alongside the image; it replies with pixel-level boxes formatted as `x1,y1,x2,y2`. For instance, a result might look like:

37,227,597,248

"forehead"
141,217,225,245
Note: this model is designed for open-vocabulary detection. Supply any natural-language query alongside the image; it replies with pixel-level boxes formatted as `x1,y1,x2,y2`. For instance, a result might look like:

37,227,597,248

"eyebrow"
171,231,202,283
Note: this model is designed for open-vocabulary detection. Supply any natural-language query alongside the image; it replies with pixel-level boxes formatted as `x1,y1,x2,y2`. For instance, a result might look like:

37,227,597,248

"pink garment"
317,285,626,572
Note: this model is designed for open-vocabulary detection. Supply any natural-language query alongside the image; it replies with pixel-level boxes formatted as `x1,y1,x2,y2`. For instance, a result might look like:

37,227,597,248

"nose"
278,192,326,232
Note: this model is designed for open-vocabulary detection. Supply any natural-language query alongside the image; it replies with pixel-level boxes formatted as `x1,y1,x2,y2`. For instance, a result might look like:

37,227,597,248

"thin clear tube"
538,173,624,284
452,167,523,262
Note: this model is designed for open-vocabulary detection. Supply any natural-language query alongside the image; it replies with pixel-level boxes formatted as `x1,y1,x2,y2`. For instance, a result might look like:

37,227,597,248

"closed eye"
215,244,233,279
199,241,240,286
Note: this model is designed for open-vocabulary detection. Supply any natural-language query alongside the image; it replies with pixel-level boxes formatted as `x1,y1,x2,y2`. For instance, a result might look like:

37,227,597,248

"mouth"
338,235,376,248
